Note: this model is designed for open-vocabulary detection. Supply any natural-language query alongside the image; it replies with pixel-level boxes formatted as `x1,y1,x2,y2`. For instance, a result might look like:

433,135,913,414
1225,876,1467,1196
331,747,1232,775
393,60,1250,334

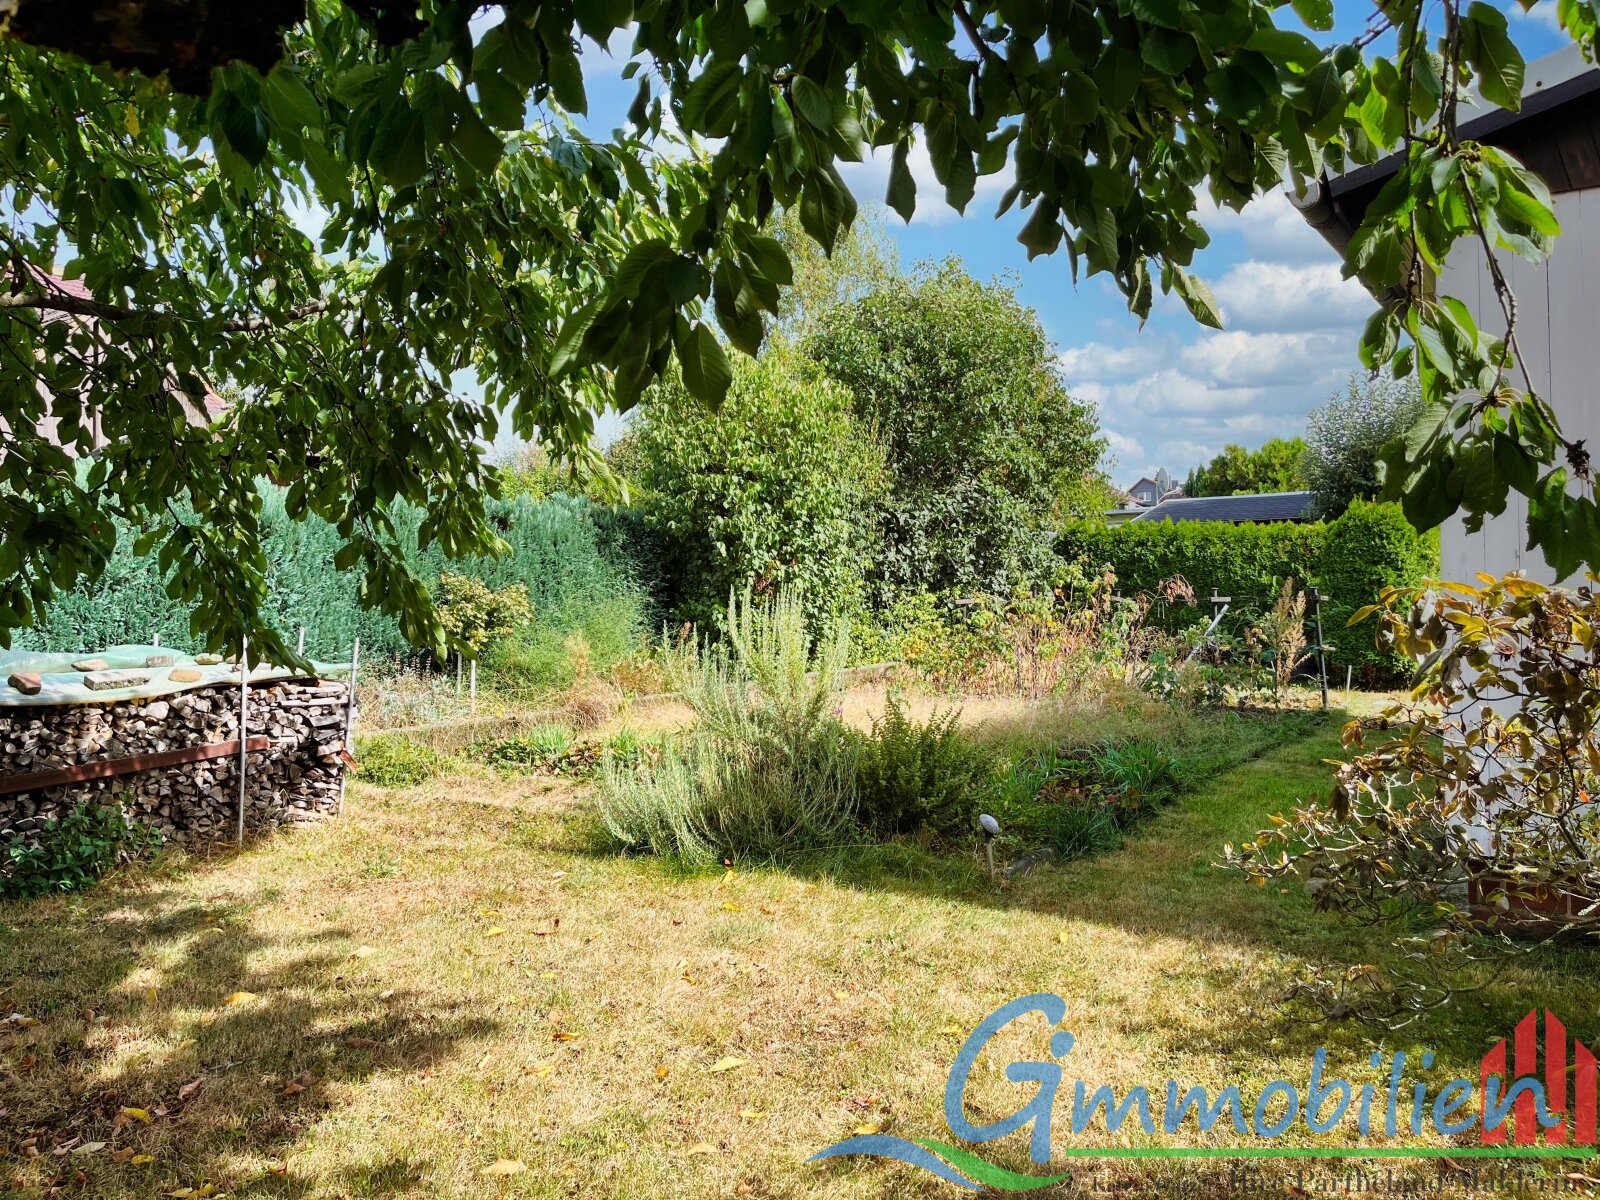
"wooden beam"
0,736,272,797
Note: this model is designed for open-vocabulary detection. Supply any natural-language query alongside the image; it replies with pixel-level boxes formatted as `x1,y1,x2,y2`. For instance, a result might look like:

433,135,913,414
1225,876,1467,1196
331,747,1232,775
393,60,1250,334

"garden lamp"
979,813,1000,884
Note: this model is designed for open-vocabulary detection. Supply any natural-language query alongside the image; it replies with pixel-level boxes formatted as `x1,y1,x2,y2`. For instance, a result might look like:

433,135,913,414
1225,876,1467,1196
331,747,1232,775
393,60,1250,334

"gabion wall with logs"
0,679,350,846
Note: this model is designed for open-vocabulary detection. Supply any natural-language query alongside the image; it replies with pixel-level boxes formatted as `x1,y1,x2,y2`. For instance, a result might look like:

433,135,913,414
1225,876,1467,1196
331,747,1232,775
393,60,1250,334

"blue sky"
563,2,1570,490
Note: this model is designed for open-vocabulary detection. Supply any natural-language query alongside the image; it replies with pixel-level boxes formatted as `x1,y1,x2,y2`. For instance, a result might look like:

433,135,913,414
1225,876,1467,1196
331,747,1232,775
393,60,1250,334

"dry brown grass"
2,699,1594,1199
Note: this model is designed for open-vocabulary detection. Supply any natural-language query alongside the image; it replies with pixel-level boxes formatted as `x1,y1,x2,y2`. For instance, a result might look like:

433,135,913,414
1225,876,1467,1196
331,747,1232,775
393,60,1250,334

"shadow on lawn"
0,864,497,1198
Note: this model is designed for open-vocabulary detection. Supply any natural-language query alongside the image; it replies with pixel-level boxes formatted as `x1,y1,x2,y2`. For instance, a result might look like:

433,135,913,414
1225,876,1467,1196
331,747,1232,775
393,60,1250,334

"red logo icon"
1481,1010,1597,1145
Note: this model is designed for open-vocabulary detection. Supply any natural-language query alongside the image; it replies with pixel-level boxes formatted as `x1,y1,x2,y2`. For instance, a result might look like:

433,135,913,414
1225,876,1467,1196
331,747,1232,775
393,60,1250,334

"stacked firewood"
0,680,350,846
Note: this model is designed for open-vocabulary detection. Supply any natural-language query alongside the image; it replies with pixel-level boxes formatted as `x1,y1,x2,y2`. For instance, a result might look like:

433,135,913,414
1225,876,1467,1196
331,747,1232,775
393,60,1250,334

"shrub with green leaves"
853,692,994,836
2,801,162,899
632,350,885,632
355,735,452,788
806,260,1111,605
436,573,534,659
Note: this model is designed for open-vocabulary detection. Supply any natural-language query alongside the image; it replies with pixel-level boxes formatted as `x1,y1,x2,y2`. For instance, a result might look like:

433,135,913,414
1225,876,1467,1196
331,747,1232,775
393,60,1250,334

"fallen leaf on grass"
177,1078,203,1101
532,1064,556,1077
1056,930,1071,944
551,1030,577,1042
655,1066,670,1082
484,927,506,938
719,902,745,912
938,1024,963,1035
110,1148,136,1163
343,1036,381,1049
266,1162,288,1176
708,1056,746,1074
223,991,257,1006
853,1123,882,1136
480,1159,526,1177
758,903,777,915
687,1143,720,1156
739,1108,765,1119
131,1155,156,1165
118,1106,152,1124
830,990,848,1002
71,1142,107,1155
281,1073,317,1096
350,945,375,959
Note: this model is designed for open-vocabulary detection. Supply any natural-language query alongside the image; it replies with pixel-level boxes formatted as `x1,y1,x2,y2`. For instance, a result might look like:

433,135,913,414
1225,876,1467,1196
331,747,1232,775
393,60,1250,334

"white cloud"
1508,0,1563,35
1056,339,1171,383
1184,330,1352,389
1210,260,1371,333
1196,190,1338,263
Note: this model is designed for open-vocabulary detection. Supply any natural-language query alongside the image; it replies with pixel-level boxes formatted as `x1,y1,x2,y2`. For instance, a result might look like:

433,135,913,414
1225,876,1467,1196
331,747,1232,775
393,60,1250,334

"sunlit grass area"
4,692,1596,1199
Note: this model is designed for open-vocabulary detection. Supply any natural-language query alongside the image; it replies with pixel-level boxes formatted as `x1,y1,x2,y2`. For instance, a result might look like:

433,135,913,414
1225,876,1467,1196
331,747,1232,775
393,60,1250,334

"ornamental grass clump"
599,588,857,865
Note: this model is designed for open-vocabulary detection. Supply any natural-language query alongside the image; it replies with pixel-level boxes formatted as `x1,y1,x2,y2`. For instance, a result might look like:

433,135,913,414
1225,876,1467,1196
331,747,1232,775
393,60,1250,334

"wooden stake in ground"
336,636,361,818
237,636,249,848
469,659,477,713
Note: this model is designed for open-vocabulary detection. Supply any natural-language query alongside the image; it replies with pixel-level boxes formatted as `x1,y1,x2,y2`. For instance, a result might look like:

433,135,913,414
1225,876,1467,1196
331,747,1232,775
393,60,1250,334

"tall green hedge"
15,488,658,664
1055,503,1438,683
1317,500,1440,684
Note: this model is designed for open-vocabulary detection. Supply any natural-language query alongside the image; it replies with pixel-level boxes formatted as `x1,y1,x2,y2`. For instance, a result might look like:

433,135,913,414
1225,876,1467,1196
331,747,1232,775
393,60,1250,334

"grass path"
3,715,1598,1198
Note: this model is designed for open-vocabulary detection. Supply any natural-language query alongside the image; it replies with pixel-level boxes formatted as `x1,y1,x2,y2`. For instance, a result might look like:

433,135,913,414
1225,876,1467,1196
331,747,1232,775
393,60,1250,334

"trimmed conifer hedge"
14,488,657,664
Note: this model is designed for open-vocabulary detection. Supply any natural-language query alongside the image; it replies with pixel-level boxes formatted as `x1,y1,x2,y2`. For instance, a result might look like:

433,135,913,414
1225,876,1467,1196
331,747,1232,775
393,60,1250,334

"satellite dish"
978,813,1000,837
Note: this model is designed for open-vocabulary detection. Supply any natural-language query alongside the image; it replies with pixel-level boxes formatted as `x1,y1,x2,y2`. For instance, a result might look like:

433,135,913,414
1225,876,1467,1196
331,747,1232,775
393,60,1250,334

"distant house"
1131,490,1316,525
5,267,227,455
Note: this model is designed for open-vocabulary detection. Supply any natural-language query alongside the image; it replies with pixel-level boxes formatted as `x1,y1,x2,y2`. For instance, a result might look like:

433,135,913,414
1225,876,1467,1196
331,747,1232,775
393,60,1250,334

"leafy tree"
1302,373,1426,520
807,261,1108,603
631,349,885,629
2,0,1596,663
768,205,899,345
1183,438,1307,497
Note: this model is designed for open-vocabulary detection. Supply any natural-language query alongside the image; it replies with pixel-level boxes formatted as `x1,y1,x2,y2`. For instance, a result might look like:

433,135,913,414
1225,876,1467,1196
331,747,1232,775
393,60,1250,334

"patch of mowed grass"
4,707,1599,1199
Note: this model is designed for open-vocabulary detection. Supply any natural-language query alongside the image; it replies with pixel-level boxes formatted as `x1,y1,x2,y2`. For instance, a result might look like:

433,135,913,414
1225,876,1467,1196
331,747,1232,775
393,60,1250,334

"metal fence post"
1309,586,1329,710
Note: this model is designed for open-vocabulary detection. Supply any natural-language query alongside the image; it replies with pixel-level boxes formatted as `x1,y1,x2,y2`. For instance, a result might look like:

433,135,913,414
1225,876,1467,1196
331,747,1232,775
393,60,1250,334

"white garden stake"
336,636,361,818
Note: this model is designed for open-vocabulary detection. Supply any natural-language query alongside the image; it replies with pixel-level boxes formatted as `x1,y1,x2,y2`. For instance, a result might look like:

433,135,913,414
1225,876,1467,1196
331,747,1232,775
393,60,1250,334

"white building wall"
1437,187,1600,584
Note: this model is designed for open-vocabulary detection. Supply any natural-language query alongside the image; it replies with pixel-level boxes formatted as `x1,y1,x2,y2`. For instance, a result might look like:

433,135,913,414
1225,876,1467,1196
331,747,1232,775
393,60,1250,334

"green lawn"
3,704,1597,1198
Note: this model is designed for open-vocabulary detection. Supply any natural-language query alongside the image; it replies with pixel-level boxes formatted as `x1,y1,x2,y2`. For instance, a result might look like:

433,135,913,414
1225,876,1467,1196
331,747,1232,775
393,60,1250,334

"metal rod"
336,636,361,818
236,636,249,849
152,631,160,647
1310,586,1329,711
1346,664,1354,706
296,626,306,656
469,658,477,713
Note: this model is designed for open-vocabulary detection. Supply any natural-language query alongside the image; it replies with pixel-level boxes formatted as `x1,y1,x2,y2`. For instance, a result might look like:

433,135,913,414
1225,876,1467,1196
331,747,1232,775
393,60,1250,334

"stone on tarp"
82,670,152,691
72,658,109,672
145,654,175,668
169,667,203,683
195,653,223,665
7,672,41,696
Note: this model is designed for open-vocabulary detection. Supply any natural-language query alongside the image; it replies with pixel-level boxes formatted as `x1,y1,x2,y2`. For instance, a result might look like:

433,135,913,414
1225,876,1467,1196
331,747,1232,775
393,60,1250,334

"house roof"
1131,490,1315,524
1292,45,1600,264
